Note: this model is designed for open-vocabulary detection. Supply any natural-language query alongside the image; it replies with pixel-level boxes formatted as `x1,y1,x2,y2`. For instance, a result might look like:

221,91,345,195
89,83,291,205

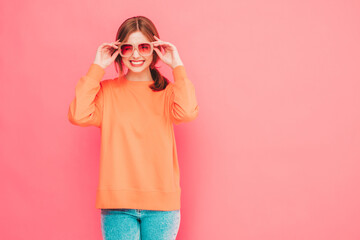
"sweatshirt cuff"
86,63,106,81
172,65,187,80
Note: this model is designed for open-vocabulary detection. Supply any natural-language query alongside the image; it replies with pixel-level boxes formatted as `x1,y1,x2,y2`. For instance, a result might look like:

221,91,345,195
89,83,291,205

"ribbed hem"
172,65,187,80
95,189,181,211
86,63,106,81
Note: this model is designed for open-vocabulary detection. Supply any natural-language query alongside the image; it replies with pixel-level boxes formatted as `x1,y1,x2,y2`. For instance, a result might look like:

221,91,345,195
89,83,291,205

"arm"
67,63,105,128
168,65,199,125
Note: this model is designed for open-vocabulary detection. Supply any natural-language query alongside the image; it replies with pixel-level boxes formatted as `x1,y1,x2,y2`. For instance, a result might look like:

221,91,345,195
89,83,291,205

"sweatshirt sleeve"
168,65,199,125
67,63,106,128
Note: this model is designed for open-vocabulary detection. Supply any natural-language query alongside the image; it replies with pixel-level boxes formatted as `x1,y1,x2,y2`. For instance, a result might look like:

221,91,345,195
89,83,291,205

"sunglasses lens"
138,43,152,56
120,44,133,57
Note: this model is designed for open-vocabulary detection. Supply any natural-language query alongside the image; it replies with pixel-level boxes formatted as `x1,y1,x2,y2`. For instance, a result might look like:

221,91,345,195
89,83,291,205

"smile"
130,60,145,67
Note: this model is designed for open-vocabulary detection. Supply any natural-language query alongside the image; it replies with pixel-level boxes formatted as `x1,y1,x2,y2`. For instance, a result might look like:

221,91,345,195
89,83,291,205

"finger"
154,44,170,52
153,35,167,45
104,46,118,51
153,36,166,43
153,48,163,58
153,41,167,44
111,39,120,44
105,43,119,48
101,43,111,47
153,43,167,51
153,45,164,53
153,42,172,47
111,50,119,59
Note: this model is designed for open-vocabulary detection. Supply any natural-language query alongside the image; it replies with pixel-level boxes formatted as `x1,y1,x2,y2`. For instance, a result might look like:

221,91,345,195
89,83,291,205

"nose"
132,48,140,58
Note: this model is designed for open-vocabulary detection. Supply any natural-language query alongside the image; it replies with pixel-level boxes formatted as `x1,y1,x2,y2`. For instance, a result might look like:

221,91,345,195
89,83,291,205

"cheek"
121,58,128,65
143,57,152,66
146,55,153,62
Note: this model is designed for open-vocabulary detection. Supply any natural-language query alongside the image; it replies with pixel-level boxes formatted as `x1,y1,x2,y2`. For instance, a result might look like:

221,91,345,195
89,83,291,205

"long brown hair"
113,16,170,91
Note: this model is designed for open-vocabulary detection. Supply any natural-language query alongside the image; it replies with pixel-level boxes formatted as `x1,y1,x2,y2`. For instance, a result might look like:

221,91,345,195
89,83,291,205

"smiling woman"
67,15,199,240
112,17,171,88
117,32,155,79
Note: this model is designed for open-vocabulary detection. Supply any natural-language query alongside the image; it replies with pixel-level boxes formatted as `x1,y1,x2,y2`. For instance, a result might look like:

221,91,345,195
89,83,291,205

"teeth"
131,61,144,65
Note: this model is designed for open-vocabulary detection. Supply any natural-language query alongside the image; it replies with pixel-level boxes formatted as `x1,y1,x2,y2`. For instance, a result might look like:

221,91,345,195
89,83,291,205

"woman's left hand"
152,36,184,69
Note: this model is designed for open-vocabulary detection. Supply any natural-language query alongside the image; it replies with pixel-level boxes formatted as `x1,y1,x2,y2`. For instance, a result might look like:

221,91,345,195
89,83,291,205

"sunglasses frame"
118,42,154,57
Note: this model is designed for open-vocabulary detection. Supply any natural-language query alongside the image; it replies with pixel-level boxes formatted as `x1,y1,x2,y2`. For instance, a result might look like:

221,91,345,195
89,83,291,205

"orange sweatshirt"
68,63,199,211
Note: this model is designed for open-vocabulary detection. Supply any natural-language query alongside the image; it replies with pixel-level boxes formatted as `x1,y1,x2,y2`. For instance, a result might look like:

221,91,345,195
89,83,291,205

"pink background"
1,0,360,239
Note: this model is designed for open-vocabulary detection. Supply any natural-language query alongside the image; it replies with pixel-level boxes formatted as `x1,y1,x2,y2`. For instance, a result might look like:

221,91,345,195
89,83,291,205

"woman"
68,16,199,240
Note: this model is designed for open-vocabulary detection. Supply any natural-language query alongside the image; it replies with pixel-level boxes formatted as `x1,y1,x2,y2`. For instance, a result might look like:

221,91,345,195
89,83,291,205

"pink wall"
1,0,360,239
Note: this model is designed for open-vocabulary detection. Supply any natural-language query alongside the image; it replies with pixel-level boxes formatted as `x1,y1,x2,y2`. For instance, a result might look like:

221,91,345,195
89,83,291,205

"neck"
125,68,152,82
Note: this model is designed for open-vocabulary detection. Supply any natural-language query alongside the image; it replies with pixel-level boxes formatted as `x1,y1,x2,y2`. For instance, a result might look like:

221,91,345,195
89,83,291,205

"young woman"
68,16,199,240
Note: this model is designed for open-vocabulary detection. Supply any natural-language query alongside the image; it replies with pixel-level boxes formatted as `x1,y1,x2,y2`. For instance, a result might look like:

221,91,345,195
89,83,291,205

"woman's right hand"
93,39,121,69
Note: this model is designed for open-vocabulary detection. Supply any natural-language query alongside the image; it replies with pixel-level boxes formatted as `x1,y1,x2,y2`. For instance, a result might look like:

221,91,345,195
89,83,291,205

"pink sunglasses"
118,42,154,57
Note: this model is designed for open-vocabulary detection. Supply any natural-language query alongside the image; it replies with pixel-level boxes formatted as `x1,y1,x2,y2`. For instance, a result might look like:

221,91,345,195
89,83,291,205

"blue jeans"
100,208,181,240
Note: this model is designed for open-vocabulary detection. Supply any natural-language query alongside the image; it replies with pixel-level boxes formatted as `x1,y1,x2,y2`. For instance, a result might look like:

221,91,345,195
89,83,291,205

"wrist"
93,61,106,69
171,61,183,70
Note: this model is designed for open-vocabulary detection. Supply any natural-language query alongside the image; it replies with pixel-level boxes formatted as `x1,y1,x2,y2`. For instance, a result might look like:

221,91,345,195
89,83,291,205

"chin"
127,66,148,72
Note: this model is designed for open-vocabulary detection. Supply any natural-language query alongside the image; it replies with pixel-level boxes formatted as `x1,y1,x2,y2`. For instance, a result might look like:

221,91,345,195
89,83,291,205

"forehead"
125,31,150,43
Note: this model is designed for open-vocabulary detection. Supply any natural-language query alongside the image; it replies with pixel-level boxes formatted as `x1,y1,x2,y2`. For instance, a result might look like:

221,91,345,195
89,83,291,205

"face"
121,31,153,73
